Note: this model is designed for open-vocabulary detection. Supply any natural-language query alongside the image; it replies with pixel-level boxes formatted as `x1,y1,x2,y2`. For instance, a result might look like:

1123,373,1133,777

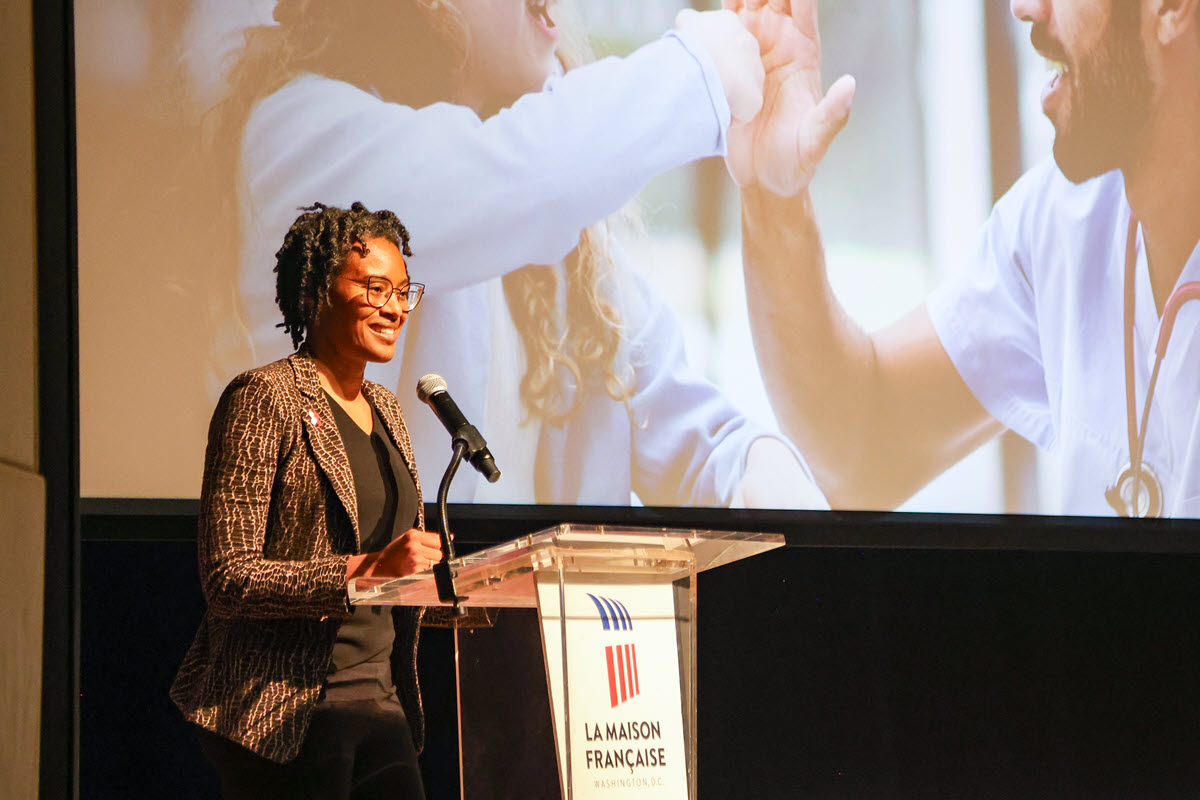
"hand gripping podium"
349,524,783,799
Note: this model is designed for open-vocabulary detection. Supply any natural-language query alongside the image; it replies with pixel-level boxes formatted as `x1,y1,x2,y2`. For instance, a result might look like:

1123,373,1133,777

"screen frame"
36,0,82,796
80,498,1200,555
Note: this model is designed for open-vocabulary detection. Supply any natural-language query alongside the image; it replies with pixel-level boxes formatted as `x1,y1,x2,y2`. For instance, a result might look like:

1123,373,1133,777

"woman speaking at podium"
171,203,442,799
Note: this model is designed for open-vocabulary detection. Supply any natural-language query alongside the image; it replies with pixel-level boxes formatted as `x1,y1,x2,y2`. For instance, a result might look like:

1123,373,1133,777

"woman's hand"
723,0,855,197
346,528,444,581
675,8,765,124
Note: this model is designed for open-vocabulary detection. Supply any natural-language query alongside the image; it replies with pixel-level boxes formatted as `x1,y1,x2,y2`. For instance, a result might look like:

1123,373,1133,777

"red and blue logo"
587,593,639,708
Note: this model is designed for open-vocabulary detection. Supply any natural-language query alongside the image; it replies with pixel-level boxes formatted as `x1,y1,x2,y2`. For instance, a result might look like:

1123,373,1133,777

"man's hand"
724,0,855,196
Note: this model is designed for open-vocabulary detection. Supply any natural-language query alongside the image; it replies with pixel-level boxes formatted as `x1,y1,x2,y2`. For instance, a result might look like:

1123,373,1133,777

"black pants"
198,695,426,800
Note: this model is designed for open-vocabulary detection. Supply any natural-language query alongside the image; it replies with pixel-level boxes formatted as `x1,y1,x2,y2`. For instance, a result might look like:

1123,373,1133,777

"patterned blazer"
170,352,426,763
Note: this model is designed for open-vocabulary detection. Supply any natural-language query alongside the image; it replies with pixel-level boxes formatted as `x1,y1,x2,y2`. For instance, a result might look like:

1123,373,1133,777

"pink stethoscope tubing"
1111,215,1200,517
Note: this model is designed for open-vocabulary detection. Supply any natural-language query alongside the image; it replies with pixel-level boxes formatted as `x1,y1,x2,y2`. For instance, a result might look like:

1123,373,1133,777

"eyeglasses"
343,277,425,311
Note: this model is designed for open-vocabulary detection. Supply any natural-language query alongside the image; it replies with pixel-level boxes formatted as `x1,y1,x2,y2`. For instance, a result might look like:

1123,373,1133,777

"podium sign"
350,524,784,800
538,576,688,798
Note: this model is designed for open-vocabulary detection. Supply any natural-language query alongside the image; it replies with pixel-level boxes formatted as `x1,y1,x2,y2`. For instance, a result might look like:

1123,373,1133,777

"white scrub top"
928,159,1200,517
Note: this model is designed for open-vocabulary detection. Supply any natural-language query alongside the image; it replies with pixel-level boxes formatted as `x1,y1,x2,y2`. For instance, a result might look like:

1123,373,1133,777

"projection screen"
74,0,1200,519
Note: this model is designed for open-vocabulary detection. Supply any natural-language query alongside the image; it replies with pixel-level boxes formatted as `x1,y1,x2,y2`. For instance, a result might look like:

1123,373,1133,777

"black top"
324,393,420,700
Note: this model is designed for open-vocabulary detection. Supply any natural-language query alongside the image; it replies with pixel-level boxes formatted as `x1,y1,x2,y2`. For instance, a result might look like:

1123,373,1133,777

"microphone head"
416,373,448,404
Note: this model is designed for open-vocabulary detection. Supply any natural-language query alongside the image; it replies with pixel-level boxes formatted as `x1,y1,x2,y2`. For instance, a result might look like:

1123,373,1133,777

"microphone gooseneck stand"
434,439,469,617
420,372,501,618
434,418,499,617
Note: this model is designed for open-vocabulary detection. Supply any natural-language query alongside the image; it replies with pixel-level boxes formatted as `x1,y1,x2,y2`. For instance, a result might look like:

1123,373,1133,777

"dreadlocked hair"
274,202,413,350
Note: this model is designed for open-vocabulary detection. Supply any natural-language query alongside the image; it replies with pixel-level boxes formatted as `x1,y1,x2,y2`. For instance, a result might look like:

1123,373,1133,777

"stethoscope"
1104,215,1200,517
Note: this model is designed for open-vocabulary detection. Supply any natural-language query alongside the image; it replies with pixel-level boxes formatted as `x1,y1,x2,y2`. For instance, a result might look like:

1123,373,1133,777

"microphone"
416,374,501,483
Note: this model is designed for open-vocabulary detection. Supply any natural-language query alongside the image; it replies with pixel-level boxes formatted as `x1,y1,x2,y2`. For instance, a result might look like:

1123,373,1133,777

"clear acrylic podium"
349,524,784,800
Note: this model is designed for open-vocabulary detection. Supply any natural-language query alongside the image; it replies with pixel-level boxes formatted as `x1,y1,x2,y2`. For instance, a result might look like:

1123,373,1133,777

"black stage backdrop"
82,506,1200,800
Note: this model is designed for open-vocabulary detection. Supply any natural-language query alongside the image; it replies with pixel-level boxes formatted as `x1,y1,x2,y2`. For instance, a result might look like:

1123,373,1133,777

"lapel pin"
305,408,323,428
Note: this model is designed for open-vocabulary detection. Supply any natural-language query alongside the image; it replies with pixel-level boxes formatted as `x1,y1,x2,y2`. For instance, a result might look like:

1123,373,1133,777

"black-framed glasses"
344,276,425,310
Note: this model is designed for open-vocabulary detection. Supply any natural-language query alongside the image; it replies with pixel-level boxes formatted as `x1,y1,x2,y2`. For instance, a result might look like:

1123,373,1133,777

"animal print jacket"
170,351,426,762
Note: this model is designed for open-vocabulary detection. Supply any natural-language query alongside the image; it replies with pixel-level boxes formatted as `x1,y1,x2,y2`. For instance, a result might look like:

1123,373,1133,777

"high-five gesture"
724,0,855,197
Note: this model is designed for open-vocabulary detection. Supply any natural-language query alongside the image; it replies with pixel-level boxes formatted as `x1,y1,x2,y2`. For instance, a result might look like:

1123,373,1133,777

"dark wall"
82,509,1200,799
696,546,1200,799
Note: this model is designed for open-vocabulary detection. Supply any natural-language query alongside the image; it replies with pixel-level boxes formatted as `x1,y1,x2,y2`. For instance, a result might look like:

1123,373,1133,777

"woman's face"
309,237,410,368
455,0,563,116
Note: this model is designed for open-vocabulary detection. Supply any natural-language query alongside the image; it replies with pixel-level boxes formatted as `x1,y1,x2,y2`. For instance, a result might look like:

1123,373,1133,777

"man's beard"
1052,8,1153,183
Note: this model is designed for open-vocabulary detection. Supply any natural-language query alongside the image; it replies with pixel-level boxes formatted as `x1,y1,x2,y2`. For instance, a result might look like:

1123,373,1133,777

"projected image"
75,0,1200,518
